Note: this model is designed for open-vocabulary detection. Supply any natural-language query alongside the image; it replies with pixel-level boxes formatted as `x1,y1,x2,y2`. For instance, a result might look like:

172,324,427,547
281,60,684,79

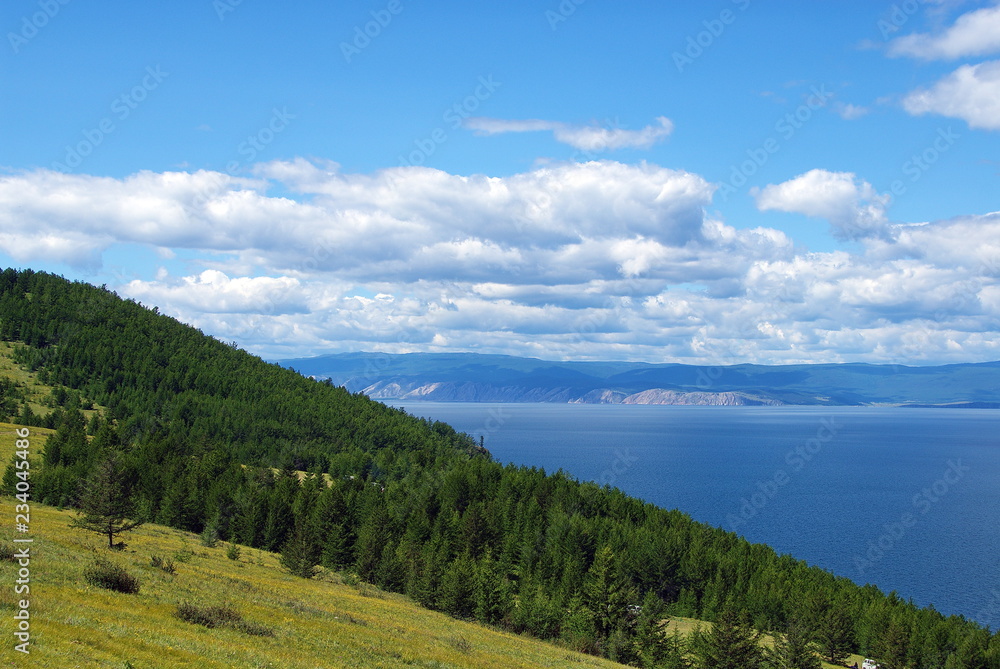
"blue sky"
2,0,999,364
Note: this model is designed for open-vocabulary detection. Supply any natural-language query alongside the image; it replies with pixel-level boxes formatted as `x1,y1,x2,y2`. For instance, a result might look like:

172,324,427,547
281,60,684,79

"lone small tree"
70,452,143,549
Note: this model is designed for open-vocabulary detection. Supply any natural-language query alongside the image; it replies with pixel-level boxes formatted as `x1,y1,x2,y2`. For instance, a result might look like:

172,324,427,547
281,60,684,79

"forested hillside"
1,268,996,669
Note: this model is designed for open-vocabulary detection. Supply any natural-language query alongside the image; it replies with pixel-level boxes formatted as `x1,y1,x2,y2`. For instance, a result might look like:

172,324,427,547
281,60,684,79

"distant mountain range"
273,352,1000,407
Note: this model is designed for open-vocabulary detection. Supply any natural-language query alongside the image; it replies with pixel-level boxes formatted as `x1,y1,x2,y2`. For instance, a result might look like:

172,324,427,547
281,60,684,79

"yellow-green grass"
663,616,866,669
0,425,867,669
0,342,103,426
0,343,866,668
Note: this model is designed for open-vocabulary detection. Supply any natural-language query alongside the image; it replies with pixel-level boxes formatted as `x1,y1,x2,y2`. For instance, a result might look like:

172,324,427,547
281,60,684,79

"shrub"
175,602,274,637
84,558,140,594
448,635,473,654
173,547,194,563
0,543,17,562
150,554,176,574
226,542,241,561
175,602,241,628
200,526,219,548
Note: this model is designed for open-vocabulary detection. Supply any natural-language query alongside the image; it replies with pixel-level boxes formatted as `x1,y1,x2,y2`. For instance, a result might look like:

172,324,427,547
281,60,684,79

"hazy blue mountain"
273,352,1000,406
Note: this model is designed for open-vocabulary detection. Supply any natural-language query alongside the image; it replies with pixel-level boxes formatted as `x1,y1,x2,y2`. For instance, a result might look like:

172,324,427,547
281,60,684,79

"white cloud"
888,3,1000,60
0,161,715,276
123,270,309,315
902,59,1000,130
464,116,674,151
3,161,999,365
833,102,870,120
752,169,891,240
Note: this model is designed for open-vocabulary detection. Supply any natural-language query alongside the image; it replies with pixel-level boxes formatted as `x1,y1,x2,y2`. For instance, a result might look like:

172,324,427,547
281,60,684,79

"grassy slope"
0,424,865,669
0,439,627,668
0,341,103,425
664,617,865,669
0,340,869,668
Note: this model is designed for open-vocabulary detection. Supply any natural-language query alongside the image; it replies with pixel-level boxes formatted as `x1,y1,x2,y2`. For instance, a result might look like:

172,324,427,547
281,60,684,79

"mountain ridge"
275,352,1000,406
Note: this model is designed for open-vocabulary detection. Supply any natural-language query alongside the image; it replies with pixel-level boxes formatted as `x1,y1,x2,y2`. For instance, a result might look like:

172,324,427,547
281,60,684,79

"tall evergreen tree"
877,619,911,669
280,517,320,579
583,545,637,642
632,590,673,668
769,619,822,669
69,452,143,548
815,606,855,665
693,608,765,669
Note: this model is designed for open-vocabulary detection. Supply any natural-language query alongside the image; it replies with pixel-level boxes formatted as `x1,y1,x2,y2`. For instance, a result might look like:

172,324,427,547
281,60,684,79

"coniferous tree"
472,551,511,626
632,590,673,668
815,606,855,665
280,517,320,579
878,619,911,669
1,455,20,495
561,593,598,654
693,608,765,669
583,545,637,643
437,554,476,618
70,452,143,549
769,619,822,669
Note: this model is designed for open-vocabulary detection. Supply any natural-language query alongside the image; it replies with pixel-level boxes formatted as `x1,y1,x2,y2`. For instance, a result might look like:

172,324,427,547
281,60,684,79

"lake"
384,402,1000,628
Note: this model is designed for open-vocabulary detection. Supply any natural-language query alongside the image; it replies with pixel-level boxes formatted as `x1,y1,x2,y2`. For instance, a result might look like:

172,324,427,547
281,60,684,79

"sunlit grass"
0,495,628,668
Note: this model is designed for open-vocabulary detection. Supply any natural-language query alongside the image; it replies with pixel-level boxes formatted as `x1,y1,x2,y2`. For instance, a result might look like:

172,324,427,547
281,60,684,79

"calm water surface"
385,402,1000,627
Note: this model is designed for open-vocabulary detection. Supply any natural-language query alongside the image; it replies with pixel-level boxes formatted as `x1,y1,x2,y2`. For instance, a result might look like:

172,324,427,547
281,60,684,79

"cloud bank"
1,160,998,365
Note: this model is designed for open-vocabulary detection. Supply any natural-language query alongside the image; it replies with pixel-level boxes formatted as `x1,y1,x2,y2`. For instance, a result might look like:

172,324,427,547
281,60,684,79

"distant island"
274,352,1000,407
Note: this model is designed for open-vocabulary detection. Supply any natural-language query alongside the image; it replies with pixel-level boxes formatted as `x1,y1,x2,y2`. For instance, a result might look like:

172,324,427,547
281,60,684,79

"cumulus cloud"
3,160,999,364
464,116,674,151
752,169,891,241
902,59,1000,130
123,270,309,315
0,160,715,276
888,3,1000,60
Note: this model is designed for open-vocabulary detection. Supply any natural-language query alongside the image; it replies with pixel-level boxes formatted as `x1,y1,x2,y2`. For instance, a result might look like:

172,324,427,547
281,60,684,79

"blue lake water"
384,402,1000,628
